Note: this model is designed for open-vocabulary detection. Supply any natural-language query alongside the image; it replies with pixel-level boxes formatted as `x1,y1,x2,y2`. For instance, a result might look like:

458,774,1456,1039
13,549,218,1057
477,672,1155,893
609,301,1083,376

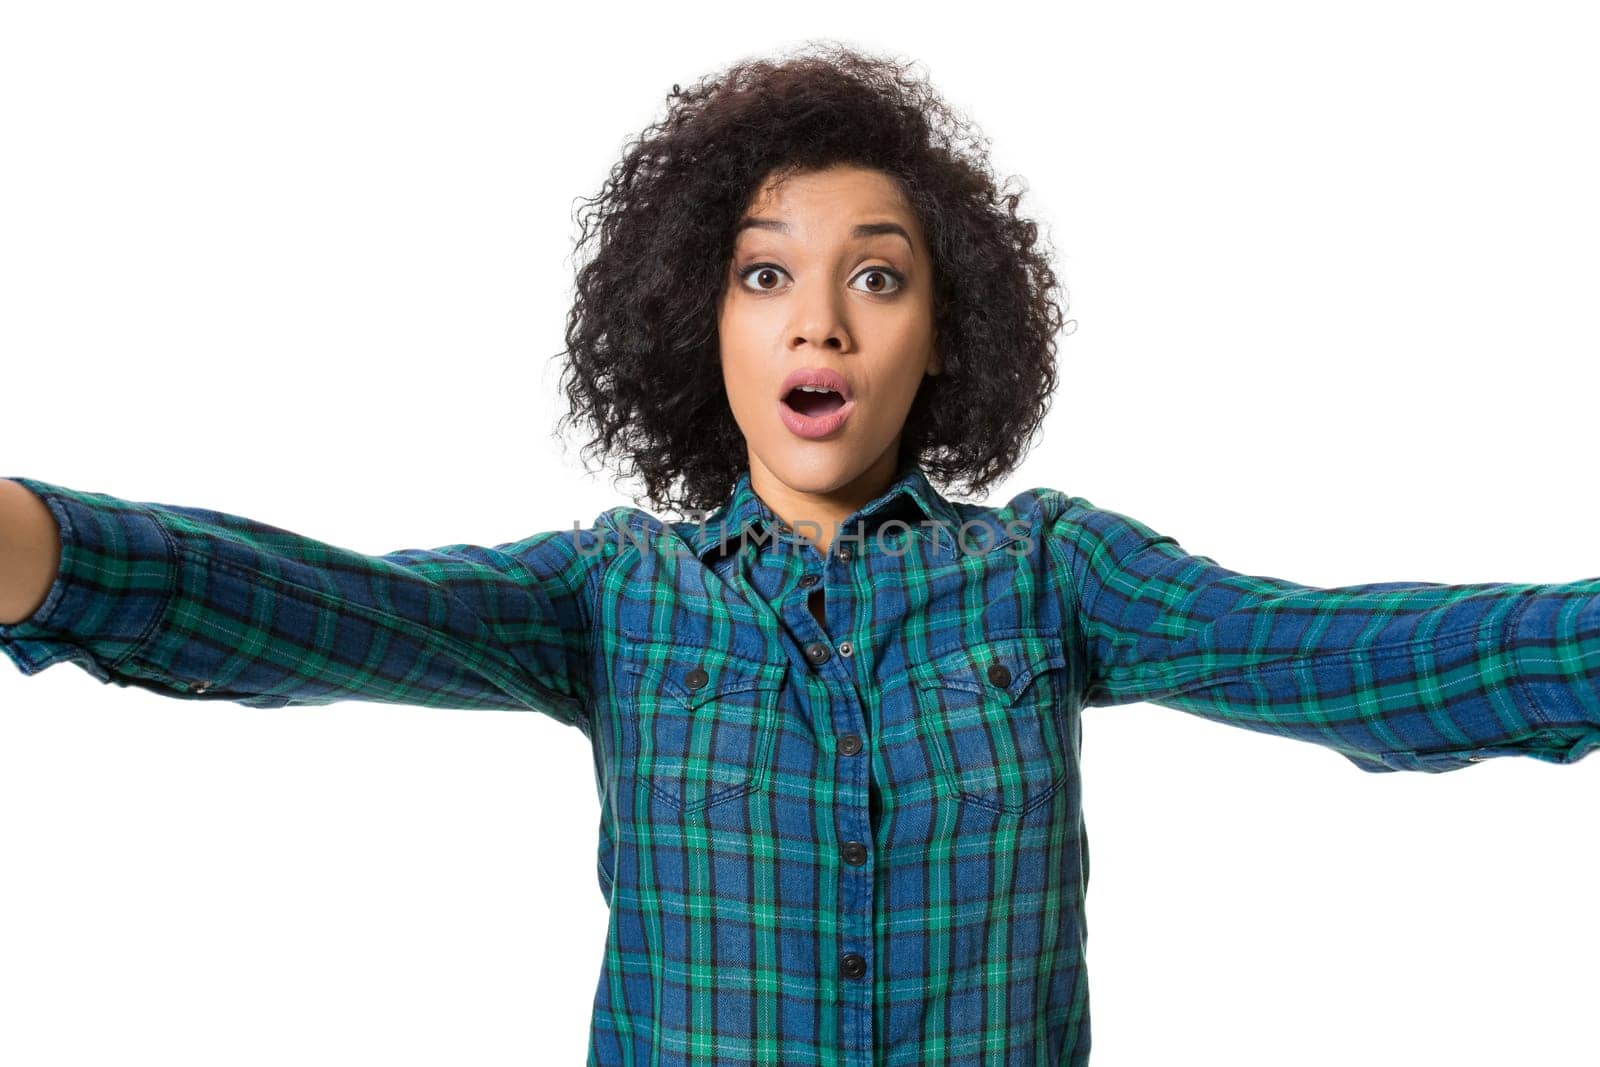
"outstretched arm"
0,476,616,731
1048,493,1600,773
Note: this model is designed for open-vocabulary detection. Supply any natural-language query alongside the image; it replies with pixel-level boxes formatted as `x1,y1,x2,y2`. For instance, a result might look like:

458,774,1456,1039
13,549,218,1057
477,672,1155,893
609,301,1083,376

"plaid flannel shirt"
4,461,1598,1065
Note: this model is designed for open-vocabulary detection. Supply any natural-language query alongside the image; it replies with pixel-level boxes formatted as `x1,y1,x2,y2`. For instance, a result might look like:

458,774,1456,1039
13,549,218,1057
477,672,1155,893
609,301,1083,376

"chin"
769,461,848,493
759,445,871,493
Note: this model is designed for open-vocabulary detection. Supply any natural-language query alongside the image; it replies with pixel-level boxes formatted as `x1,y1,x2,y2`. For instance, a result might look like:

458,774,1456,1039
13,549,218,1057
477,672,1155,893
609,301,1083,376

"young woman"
3,41,1597,1067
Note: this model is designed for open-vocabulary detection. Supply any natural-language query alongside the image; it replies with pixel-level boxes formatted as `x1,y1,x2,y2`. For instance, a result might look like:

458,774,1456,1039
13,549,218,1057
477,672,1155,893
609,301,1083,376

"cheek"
859,297,934,361
717,301,754,360
889,301,936,345
881,323,936,390
717,347,766,422
717,307,770,403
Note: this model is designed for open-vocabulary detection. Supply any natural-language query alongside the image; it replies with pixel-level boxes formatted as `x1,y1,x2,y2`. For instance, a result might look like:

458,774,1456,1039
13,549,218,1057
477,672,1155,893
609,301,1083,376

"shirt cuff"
1504,585,1600,730
0,477,176,681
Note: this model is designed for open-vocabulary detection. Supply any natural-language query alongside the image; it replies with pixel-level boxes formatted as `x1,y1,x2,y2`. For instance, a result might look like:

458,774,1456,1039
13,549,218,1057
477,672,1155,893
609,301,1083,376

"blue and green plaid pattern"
4,462,1597,1065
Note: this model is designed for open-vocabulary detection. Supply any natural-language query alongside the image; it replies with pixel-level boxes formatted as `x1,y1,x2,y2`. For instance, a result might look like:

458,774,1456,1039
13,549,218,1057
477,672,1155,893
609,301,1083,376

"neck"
747,447,904,557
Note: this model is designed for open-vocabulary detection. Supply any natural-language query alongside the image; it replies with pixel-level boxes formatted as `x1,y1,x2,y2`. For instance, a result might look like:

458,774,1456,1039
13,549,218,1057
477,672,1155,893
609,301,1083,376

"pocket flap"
910,632,1066,702
620,641,786,711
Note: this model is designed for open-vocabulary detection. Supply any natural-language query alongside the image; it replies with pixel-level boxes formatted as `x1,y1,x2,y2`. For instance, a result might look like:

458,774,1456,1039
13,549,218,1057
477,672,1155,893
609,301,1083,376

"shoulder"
993,487,1175,565
963,485,1084,537
931,486,1081,558
586,504,706,559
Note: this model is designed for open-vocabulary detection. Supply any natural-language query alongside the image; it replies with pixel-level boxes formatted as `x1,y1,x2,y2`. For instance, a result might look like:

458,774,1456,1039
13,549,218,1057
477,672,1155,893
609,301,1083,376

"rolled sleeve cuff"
1506,586,1600,730
0,477,176,681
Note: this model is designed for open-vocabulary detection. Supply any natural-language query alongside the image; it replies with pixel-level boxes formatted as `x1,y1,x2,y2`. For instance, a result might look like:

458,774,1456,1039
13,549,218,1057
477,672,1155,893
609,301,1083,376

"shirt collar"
689,456,963,562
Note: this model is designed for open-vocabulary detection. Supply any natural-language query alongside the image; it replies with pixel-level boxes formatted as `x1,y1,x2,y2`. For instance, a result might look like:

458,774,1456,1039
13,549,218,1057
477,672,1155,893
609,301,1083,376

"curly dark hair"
552,40,1071,518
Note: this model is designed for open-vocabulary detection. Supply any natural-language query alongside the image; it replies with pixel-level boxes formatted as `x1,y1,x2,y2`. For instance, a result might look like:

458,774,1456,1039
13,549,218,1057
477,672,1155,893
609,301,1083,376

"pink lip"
777,365,855,440
778,394,856,439
778,366,853,400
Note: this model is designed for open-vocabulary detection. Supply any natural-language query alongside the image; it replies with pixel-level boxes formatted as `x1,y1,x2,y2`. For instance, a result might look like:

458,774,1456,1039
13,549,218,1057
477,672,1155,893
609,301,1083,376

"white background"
2,2,1597,1064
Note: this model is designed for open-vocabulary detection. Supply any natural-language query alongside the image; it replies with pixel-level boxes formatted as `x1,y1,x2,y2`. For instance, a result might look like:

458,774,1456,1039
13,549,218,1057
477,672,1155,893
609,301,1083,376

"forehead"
738,166,919,238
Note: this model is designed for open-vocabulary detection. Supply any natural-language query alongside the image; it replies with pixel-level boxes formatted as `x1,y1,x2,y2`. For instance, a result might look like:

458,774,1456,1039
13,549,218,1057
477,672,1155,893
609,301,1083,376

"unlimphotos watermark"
569,515,1036,558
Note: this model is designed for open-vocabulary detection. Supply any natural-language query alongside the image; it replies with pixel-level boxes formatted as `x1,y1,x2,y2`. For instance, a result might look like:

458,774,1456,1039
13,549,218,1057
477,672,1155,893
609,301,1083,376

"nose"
787,282,851,353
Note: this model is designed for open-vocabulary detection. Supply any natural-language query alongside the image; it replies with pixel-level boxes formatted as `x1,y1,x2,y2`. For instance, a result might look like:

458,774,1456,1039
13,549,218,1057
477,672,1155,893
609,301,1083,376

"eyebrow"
735,217,915,258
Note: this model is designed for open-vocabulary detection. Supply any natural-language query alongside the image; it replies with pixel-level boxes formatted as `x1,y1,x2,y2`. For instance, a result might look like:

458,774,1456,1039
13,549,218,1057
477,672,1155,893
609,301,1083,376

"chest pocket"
911,632,1071,816
619,643,788,814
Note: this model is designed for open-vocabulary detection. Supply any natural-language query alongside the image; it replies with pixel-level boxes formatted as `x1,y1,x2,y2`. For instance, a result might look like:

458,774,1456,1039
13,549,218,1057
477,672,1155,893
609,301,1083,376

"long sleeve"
0,477,617,732
1047,493,1600,773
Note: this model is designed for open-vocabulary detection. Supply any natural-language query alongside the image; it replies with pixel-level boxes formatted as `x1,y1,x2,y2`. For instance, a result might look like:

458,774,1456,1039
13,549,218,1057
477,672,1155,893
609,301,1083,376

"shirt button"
840,953,867,979
986,662,1011,688
837,733,863,756
837,545,853,561
798,574,819,588
804,641,831,665
841,841,868,865
684,667,709,690
837,640,853,658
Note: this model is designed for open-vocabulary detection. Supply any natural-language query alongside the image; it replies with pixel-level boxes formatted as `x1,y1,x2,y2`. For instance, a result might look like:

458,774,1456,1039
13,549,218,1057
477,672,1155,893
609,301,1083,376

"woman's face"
717,164,940,511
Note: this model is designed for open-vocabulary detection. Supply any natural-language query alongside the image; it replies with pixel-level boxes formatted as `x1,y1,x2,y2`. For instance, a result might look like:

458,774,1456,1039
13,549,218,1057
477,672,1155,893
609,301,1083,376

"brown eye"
739,264,789,291
851,267,903,295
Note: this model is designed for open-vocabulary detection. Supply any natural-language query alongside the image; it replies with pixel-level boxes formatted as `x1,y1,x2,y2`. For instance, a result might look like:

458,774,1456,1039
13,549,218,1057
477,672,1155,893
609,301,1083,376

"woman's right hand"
0,478,62,625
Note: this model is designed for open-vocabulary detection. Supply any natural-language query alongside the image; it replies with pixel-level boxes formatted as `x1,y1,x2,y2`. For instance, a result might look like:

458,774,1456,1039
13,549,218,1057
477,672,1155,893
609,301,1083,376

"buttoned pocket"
620,643,788,814
911,632,1071,816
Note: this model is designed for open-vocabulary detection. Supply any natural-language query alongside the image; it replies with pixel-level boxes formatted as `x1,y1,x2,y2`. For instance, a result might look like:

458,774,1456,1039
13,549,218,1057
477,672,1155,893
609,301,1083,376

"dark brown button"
798,574,819,588
837,733,862,756
684,667,709,690
837,545,853,561
840,953,866,979
804,641,831,665
986,661,1011,688
841,841,868,866
837,640,853,658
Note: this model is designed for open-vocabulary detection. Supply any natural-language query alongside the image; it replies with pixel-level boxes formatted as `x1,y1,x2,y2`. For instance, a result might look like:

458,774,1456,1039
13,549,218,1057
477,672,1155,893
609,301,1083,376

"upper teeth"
796,385,835,393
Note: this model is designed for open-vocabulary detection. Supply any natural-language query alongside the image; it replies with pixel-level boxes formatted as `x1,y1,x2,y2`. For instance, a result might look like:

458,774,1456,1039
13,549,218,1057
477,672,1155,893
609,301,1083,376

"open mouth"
782,385,848,417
